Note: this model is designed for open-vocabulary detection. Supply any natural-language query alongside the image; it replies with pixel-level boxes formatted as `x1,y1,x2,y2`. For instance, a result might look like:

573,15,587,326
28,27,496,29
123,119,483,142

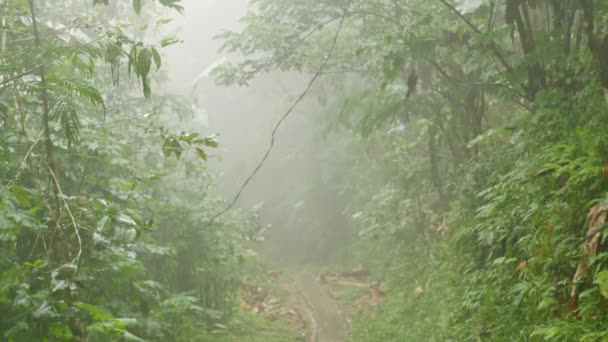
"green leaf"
151,47,162,71
13,186,31,207
128,46,137,76
123,331,146,342
115,318,138,328
162,139,173,158
24,259,48,269
97,216,109,231
132,0,142,14
32,302,55,319
4,321,30,338
173,140,183,159
156,18,173,26
162,139,183,158
595,270,608,299
136,48,152,77
142,76,151,98
160,37,182,47
76,302,113,321
48,91,80,147
117,213,136,226
159,0,183,12
202,136,219,148
196,147,208,161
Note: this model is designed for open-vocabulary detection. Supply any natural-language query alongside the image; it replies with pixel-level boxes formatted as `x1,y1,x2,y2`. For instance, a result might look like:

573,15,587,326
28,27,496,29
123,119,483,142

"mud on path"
291,272,348,342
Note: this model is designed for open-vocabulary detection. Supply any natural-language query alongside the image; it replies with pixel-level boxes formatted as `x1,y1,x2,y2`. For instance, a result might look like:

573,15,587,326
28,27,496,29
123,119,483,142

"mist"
3,0,607,340
164,0,356,265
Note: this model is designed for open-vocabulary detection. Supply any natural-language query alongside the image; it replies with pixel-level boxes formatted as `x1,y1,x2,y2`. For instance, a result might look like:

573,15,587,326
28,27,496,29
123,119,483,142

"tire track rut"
293,272,347,342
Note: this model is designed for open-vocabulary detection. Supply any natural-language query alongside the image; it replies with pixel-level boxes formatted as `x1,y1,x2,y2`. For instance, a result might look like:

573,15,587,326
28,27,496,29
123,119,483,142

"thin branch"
425,57,530,107
29,0,61,214
1,36,103,87
438,0,513,73
0,130,44,194
0,65,44,87
47,164,82,265
288,17,342,57
579,222,608,244
486,0,496,34
439,0,482,34
203,10,348,228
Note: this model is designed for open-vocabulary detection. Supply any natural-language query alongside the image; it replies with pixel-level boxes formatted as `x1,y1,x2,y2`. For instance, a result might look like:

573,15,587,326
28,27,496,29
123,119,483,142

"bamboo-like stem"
28,0,61,213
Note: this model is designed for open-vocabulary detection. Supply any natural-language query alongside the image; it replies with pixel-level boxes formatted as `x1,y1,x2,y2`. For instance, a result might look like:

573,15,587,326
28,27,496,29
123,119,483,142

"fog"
164,0,355,264
6,0,601,340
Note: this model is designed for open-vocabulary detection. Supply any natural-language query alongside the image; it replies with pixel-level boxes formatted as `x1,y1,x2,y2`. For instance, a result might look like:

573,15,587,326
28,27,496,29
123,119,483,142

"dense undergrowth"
216,0,608,340
6,0,608,340
346,42,608,342
346,55,608,342
0,1,298,340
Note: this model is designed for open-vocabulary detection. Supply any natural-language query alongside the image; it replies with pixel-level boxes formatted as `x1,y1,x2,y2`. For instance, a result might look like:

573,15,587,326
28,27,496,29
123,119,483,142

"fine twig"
425,57,530,108
438,0,513,73
0,65,44,86
0,35,103,87
579,222,608,244
47,164,82,265
0,130,44,194
439,0,483,34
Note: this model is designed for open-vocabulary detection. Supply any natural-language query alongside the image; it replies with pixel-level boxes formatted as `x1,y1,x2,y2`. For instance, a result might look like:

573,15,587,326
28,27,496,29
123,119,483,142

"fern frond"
48,92,80,147
57,79,105,109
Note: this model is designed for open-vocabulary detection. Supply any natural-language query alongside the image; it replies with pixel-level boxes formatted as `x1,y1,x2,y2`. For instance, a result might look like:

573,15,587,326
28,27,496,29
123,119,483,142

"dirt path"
293,272,348,342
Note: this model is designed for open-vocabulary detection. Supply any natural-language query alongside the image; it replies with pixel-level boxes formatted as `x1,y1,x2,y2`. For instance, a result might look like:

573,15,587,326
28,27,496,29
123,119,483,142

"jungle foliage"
216,0,608,340
0,1,289,341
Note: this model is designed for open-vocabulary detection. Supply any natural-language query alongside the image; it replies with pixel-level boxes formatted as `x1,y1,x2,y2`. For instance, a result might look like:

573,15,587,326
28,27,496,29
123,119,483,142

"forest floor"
292,271,348,342
252,243,381,341
247,266,383,342
242,267,350,341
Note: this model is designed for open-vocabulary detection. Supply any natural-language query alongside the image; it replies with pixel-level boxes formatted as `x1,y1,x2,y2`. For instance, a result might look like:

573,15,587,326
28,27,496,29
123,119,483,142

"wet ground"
293,272,348,342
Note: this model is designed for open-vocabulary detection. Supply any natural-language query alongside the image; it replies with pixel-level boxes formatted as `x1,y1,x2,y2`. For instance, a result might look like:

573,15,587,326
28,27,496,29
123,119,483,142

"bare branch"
0,130,44,194
438,0,513,73
47,164,82,265
425,57,530,108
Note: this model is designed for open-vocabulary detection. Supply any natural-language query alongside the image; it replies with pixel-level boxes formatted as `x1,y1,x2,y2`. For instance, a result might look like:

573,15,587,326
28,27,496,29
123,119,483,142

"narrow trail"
293,272,348,342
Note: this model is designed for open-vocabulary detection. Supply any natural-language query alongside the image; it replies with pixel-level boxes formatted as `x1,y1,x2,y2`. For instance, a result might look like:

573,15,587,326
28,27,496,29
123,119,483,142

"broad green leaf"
32,302,54,319
156,18,173,26
128,46,137,76
162,138,173,158
196,147,207,160
97,216,109,231
160,37,182,47
76,302,113,320
202,136,219,148
159,0,183,12
117,213,136,226
115,318,138,327
142,76,151,98
24,259,48,269
173,141,182,158
123,331,146,342
133,0,142,14
13,186,30,207
161,139,182,159
52,280,68,293
595,270,608,299
4,322,30,337
136,48,152,77
151,47,162,71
